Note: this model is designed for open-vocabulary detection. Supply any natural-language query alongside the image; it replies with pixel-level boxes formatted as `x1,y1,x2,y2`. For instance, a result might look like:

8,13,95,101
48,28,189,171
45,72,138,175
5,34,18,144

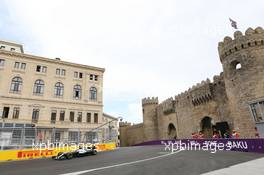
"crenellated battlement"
174,90,189,102
212,72,224,84
175,78,211,98
174,77,215,106
218,27,264,62
190,79,213,106
142,97,159,106
160,97,175,114
119,121,131,127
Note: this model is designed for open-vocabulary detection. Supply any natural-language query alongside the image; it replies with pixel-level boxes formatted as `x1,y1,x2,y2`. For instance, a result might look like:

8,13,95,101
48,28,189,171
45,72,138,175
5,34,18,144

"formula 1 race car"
52,145,97,160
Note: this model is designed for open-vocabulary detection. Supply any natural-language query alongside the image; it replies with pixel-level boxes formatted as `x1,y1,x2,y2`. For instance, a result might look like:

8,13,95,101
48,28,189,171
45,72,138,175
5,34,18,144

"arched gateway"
168,123,177,139
200,116,213,138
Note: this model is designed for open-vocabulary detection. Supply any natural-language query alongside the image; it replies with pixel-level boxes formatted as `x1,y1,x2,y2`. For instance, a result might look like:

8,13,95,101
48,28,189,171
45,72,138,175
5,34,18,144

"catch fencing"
0,126,107,150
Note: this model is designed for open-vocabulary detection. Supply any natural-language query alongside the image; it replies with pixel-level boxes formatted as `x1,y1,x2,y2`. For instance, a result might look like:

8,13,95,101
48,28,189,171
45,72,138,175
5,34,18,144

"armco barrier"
0,142,116,162
134,139,264,154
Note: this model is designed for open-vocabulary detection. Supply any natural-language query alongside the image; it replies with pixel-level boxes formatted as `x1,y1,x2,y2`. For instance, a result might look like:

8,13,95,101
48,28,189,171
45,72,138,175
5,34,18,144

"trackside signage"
134,139,264,154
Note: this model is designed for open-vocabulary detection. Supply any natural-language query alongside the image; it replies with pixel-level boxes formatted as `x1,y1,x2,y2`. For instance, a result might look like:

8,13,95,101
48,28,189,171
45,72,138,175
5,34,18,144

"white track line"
59,150,182,175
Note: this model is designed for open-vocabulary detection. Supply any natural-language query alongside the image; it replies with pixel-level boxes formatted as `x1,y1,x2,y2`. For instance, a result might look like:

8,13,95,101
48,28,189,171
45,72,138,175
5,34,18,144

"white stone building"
0,40,105,146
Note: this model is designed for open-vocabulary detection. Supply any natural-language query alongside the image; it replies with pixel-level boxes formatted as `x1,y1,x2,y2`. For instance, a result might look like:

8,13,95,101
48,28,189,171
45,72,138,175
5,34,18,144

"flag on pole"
229,18,238,29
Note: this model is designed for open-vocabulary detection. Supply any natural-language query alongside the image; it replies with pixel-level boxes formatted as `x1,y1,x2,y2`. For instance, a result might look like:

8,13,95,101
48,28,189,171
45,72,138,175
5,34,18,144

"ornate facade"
0,40,105,145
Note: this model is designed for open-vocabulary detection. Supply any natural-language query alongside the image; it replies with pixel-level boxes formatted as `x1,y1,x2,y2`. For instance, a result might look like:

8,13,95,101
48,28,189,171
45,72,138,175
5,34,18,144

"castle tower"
218,27,264,137
142,97,159,141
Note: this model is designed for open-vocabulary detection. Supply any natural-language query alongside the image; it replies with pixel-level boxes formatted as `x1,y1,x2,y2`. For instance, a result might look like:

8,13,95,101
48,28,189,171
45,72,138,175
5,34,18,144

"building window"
89,74,93,80
56,68,60,75
14,62,26,70
60,111,65,121
74,71,78,78
36,65,41,72
69,131,78,142
94,75,98,81
33,79,44,95
77,112,82,122
0,59,5,67
42,66,47,73
85,132,97,143
73,84,82,99
10,76,23,93
54,82,64,97
12,107,20,119
2,107,10,118
32,109,40,123
79,72,83,79
70,111,75,122
74,71,83,79
250,101,264,123
87,113,91,123
90,87,97,100
21,63,26,70
14,62,20,69
36,65,47,73
0,46,5,49
51,111,56,124
56,68,66,76
10,48,15,51
61,69,66,76
89,74,98,81
94,113,98,123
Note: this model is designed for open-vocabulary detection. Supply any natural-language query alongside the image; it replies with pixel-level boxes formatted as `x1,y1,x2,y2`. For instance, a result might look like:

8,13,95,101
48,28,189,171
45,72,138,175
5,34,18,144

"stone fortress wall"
120,27,264,146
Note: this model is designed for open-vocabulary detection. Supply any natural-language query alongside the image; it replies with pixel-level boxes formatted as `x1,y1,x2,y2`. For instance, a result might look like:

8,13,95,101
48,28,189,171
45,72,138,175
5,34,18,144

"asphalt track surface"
0,146,263,175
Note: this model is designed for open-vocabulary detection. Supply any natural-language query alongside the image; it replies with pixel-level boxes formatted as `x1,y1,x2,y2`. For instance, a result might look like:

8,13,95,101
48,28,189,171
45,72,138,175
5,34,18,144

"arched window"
33,79,44,95
54,82,64,97
10,77,23,93
73,84,81,99
90,87,97,100
230,60,242,71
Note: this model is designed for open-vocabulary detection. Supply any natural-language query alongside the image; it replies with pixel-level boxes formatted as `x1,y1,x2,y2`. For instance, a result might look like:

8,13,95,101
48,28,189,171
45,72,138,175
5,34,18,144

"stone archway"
200,116,213,138
168,123,177,139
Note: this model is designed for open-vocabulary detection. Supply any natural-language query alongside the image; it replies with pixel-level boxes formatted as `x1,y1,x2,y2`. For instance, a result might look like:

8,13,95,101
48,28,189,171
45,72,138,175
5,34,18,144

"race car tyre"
92,150,97,155
66,153,73,159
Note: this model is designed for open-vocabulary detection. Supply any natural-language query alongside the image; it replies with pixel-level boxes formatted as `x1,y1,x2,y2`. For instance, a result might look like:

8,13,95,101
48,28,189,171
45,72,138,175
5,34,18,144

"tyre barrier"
0,142,116,162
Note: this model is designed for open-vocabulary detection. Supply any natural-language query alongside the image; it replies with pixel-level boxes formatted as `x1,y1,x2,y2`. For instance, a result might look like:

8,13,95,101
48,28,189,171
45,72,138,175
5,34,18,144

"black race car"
52,145,97,160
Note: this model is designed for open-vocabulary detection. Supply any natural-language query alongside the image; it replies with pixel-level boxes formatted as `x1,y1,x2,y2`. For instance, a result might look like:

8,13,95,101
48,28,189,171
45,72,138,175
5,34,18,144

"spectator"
192,132,199,139
212,131,220,139
224,130,230,138
232,130,239,139
255,127,260,138
198,131,204,139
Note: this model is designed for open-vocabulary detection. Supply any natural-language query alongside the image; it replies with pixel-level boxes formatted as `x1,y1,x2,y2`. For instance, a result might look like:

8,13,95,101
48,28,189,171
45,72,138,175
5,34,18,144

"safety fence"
0,142,116,162
0,127,117,150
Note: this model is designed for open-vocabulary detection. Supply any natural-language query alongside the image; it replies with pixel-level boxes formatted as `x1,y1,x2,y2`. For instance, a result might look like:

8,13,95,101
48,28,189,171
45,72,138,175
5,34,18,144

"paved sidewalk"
202,157,264,175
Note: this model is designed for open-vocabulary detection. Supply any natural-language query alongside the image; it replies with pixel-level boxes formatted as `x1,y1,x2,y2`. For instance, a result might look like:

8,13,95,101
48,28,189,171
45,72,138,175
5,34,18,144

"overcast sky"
1,0,264,123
